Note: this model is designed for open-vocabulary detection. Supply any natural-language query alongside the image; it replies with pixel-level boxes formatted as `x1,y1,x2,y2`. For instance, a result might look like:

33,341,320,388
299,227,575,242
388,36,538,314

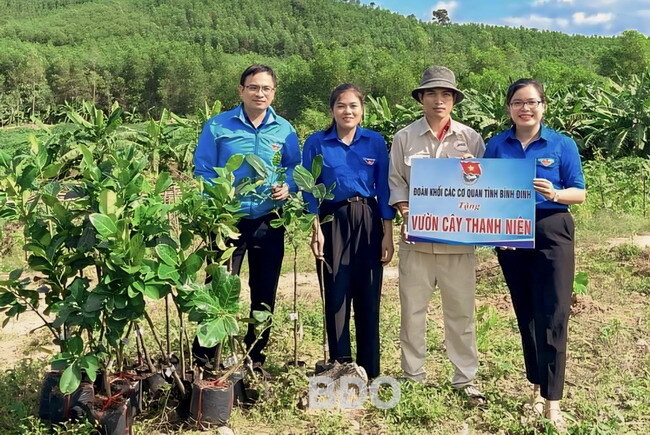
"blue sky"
361,0,650,36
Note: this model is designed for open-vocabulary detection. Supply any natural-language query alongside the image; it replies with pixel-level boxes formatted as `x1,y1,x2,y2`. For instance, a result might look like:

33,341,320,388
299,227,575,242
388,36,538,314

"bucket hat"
411,66,465,103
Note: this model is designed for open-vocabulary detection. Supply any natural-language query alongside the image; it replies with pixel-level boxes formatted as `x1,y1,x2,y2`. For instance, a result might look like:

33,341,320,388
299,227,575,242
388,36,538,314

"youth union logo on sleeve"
363,157,376,165
537,157,555,167
271,143,282,151
460,160,482,185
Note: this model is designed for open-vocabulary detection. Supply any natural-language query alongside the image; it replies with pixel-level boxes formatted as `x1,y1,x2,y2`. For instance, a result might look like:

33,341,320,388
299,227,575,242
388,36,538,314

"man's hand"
400,213,414,244
271,183,289,200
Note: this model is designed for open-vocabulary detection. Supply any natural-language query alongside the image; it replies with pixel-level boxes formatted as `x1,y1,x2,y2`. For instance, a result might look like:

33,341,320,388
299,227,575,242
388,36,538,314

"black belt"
321,196,373,215
345,195,368,203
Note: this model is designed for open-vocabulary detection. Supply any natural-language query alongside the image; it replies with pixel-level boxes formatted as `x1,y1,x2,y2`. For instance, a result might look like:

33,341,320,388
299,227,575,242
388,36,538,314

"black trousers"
193,213,285,366
319,198,384,379
496,210,575,400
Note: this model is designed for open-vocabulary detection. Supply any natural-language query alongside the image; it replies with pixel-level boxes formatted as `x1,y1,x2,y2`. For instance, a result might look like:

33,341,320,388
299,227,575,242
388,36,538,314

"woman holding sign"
484,79,586,430
302,83,395,379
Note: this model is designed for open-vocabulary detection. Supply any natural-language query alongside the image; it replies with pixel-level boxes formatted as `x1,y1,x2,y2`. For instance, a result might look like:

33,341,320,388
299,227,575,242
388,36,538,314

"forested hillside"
0,0,648,124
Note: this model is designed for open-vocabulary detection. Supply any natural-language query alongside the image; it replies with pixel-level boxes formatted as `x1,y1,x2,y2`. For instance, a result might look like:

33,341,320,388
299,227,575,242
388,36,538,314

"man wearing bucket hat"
388,66,486,405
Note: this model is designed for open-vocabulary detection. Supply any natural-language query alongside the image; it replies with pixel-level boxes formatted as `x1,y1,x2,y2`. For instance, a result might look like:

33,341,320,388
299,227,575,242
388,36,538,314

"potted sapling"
267,155,335,368
180,265,272,428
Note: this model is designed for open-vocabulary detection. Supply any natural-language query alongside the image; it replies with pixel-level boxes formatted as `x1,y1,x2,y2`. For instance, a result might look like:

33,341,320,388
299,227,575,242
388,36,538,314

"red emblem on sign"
460,161,482,175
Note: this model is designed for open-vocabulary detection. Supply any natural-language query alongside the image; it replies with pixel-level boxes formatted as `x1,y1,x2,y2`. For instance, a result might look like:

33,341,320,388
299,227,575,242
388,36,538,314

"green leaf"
155,244,178,266
89,213,117,237
144,283,170,299
314,184,327,201
158,263,180,281
225,154,244,173
0,150,11,168
310,155,323,179
154,172,173,195
181,253,203,276
196,318,227,348
83,292,105,312
217,274,241,312
17,165,38,189
79,355,99,382
293,165,315,192
573,271,589,295
77,225,96,252
8,269,22,281
59,363,82,394
179,230,193,250
99,190,117,216
66,336,84,355
245,154,269,178
42,162,63,179
79,144,94,169
129,234,145,265
252,309,272,323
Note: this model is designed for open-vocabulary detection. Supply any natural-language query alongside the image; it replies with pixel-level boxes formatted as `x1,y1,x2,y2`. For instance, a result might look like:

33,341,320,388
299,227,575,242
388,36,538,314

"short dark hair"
327,83,364,130
240,64,277,86
506,79,545,106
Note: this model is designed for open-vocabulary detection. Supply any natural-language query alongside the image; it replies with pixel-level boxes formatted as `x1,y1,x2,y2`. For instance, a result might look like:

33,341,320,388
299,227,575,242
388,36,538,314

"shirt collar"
506,124,549,143
323,125,369,144
417,116,459,137
233,104,278,127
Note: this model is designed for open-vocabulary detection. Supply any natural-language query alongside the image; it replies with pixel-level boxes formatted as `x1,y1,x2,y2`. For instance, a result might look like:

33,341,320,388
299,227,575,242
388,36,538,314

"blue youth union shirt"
193,104,300,219
302,126,395,220
484,125,585,210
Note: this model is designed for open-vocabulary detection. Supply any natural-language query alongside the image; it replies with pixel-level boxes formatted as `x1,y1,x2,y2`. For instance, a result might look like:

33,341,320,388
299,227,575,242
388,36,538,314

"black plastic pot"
189,379,234,427
142,372,166,398
89,396,132,435
111,378,142,416
48,382,95,424
174,378,194,420
38,371,61,420
229,371,247,406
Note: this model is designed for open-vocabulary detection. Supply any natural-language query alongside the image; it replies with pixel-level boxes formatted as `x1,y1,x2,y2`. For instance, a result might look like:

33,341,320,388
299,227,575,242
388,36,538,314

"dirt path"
0,309,57,370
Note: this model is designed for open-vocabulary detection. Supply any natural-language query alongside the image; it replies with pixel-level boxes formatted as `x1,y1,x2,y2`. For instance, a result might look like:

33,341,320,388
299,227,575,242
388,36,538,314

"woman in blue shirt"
302,84,395,379
484,79,586,430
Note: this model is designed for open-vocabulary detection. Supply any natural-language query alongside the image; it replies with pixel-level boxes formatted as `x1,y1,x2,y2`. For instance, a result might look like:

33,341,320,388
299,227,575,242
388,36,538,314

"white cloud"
502,14,570,29
533,0,574,5
434,1,459,14
572,11,613,25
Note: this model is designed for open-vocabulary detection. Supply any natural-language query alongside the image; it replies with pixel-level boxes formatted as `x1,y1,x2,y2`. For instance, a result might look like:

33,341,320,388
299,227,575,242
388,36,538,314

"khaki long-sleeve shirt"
389,117,485,254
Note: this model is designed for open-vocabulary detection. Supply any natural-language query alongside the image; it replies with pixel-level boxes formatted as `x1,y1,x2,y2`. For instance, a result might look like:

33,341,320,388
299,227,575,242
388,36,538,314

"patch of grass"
1,207,650,434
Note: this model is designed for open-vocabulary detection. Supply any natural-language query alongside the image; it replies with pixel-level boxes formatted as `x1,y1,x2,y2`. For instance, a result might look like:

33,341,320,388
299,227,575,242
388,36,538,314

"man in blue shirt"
193,64,301,370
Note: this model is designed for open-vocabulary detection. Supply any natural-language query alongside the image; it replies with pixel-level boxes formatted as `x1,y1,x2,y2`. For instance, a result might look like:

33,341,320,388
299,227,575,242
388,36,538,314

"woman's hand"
380,232,394,265
533,177,556,201
310,226,325,260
